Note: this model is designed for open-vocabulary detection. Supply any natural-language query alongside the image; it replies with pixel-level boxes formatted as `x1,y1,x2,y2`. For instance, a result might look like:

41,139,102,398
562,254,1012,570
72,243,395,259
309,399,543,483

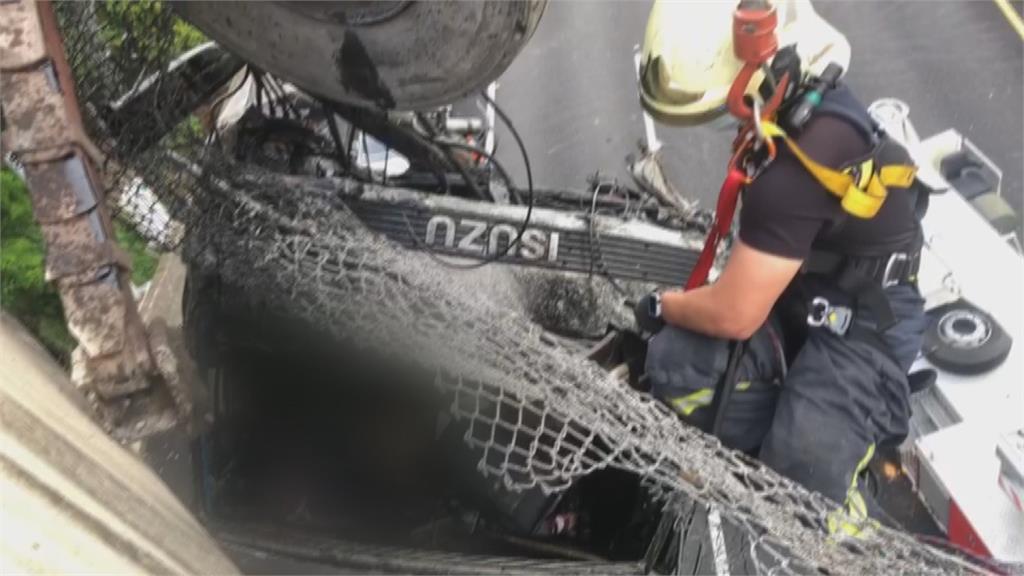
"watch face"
650,294,662,318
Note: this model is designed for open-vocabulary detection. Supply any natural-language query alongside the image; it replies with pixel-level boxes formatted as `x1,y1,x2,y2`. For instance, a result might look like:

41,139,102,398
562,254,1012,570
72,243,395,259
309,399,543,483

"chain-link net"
184,170,974,575
54,3,978,574
55,1,236,250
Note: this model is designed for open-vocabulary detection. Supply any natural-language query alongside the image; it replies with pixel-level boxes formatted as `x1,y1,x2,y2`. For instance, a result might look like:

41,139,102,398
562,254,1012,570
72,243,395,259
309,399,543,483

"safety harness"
686,2,930,539
688,2,937,537
759,113,917,220
788,83,927,336
691,1,930,445
685,3,927,338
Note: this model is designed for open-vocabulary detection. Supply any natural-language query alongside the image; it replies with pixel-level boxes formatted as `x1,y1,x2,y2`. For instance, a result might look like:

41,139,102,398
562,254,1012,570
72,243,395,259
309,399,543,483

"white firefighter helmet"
639,0,851,124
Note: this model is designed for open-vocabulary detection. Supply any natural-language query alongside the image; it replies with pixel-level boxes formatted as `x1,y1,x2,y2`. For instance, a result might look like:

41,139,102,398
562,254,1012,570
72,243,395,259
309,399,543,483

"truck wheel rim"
938,309,991,349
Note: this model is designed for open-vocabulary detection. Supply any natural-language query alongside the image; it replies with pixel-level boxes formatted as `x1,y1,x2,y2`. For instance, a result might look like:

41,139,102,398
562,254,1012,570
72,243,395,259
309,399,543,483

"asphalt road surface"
492,1,1023,231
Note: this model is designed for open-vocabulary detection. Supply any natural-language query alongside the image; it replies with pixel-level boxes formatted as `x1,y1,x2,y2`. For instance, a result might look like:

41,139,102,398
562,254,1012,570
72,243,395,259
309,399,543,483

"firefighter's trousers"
644,285,927,517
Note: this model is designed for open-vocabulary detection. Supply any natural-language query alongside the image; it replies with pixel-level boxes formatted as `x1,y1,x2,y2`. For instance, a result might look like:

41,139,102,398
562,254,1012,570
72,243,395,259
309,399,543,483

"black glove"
633,291,664,334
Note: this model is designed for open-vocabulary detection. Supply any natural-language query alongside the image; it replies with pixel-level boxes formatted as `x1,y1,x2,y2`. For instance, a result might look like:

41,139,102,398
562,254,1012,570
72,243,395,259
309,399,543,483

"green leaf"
115,222,159,284
2,168,161,362
2,168,73,362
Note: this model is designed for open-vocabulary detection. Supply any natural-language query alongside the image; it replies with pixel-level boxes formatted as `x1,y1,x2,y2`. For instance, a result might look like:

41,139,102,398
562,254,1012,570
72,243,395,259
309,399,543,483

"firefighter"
634,0,934,536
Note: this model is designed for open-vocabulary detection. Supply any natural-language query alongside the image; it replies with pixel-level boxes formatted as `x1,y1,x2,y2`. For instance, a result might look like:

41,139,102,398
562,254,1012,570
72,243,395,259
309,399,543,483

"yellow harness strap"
760,121,917,219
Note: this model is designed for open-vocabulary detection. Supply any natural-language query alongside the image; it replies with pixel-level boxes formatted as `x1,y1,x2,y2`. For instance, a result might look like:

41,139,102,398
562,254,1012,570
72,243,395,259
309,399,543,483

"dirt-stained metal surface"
0,0,190,441
173,1,546,110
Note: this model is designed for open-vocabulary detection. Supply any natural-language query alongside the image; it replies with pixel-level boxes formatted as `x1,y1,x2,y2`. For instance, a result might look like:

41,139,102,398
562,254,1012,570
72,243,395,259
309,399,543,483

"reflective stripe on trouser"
669,381,752,416
646,320,785,453
827,443,879,538
644,285,926,529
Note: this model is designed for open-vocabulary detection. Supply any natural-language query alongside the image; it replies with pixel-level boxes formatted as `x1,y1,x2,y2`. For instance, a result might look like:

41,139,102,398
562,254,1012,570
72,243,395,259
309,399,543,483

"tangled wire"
54,3,982,574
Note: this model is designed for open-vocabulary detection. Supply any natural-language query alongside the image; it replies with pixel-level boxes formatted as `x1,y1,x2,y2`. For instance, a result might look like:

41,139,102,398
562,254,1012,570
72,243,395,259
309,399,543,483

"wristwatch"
648,291,663,320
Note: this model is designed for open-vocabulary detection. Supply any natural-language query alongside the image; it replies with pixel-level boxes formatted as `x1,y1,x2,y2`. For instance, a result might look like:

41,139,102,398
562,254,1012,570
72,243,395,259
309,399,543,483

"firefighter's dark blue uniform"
645,84,931,535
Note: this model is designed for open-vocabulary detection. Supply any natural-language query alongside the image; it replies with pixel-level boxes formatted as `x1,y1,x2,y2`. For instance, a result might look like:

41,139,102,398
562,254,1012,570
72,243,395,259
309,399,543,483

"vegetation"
1,169,75,361
2,0,202,363
1,168,158,363
96,0,206,66
116,217,160,284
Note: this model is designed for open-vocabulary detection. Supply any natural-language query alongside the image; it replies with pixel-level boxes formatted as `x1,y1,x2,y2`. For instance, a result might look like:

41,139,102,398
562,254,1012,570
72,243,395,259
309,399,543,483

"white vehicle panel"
912,129,1024,561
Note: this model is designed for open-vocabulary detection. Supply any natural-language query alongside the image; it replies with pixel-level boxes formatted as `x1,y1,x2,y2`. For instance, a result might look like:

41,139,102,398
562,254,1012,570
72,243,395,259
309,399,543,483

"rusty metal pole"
1,0,189,439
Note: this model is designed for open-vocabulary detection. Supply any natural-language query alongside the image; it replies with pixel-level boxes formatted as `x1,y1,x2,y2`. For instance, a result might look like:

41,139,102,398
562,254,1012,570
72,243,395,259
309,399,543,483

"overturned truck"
3,1,1014,574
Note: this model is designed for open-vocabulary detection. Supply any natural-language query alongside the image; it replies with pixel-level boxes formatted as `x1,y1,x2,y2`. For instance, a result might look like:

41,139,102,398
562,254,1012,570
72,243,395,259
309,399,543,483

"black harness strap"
708,339,747,437
795,84,926,335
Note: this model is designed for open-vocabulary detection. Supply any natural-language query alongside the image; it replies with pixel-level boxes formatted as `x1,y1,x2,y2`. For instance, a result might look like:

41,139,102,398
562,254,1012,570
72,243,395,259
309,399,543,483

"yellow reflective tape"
669,381,754,416
827,511,874,539
827,443,878,539
848,491,868,518
669,389,713,416
849,443,876,495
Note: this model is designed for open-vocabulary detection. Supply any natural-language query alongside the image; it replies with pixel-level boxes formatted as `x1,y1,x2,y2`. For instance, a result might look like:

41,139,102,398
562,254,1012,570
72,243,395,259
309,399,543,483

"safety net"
51,3,977,574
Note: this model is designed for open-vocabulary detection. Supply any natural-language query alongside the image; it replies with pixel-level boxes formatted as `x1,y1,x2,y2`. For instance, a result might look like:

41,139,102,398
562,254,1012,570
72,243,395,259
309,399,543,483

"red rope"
684,164,749,290
683,1,782,290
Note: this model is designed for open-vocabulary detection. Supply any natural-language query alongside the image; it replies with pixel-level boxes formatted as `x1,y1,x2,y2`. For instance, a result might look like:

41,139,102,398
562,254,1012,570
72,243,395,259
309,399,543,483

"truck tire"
923,299,1013,375
174,1,546,110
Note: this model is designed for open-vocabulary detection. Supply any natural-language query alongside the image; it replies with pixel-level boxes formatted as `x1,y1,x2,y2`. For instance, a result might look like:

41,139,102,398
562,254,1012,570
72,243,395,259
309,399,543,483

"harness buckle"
881,252,909,288
807,296,853,336
752,100,764,140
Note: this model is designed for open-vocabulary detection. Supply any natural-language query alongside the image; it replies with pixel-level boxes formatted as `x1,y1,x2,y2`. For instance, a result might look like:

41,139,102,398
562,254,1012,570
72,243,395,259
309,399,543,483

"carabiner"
806,296,854,336
725,65,791,122
807,297,831,327
752,100,779,160
752,100,764,141
727,139,756,182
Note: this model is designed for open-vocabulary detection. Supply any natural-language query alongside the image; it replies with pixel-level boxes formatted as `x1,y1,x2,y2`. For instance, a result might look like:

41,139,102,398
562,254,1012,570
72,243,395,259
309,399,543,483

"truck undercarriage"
177,73,706,569
2,1,1020,573
167,34,970,574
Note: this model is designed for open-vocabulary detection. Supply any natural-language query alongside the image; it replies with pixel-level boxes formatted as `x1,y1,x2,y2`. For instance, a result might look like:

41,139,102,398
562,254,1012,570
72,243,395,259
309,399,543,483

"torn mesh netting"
54,3,975,574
